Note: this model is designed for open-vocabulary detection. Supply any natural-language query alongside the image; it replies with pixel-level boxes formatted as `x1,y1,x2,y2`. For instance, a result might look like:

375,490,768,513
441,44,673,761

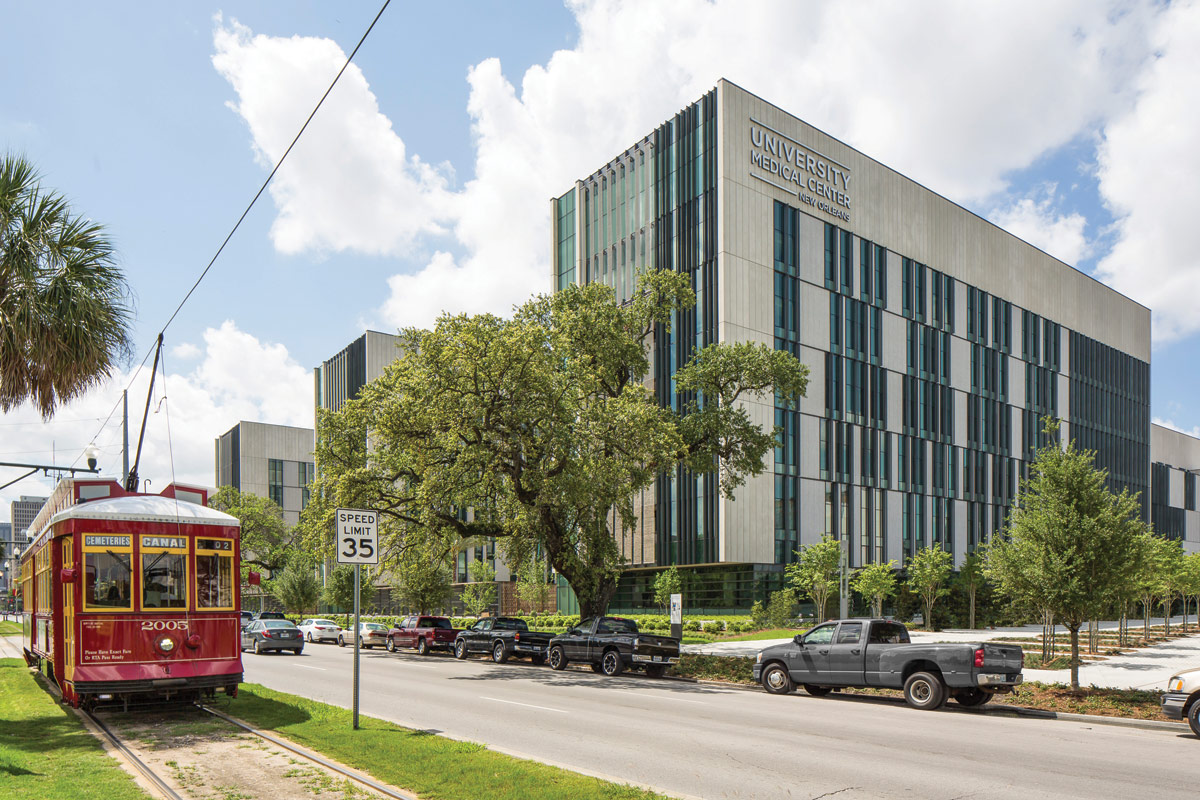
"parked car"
753,618,1024,710
1161,667,1200,736
338,621,390,649
240,610,254,629
387,615,460,655
297,618,342,644
548,616,680,677
453,616,554,664
240,619,304,655
252,610,287,623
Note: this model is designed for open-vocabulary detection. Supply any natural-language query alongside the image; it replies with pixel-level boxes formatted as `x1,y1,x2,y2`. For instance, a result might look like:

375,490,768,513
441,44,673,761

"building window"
268,458,284,507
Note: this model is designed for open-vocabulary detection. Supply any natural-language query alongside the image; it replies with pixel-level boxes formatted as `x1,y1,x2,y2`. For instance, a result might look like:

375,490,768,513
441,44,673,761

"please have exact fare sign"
336,508,379,565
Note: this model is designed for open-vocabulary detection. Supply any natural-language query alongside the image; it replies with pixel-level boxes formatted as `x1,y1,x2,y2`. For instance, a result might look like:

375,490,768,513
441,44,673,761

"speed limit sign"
336,508,379,565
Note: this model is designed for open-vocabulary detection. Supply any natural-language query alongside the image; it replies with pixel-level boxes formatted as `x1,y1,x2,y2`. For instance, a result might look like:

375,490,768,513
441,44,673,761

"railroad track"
78,702,416,800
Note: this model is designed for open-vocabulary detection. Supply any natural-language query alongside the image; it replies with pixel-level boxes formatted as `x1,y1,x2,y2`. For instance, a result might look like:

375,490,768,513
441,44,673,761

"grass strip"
226,683,671,800
718,629,797,642
0,658,151,800
0,621,21,636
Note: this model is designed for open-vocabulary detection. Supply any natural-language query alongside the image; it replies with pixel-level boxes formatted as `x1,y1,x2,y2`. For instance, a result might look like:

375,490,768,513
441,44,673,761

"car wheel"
600,649,624,677
1188,699,1200,738
803,684,832,697
254,640,263,655
904,671,947,710
548,645,568,671
954,688,992,708
417,638,429,656
453,640,468,660
386,637,396,653
492,641,509,664
306,632,313,643
338,636,345,647
761,664,794,694
645,665,666,679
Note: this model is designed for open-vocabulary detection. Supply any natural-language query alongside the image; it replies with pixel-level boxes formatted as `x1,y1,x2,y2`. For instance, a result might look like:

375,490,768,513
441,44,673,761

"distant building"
1150,424,1200,553
5,497,46,599
0,522,11,595
313,330,404,417
214,422,315,526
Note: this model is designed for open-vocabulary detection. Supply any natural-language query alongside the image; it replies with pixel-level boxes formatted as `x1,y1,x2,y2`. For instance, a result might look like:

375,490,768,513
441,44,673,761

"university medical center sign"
749,118,851,223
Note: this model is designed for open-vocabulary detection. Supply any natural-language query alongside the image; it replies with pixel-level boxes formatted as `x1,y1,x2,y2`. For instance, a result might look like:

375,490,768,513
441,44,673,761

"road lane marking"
481,696,567,713
292,664,327,671
609,689,705,704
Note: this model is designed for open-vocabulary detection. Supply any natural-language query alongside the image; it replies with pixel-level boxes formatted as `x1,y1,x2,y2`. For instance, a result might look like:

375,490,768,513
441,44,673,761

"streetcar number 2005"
141,620,189,632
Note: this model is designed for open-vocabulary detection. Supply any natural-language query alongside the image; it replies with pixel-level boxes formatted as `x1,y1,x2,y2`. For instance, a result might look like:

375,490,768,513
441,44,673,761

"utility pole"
122,390,129,485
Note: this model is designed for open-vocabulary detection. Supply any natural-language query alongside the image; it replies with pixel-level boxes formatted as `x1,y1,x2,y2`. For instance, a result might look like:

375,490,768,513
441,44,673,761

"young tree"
305,271,807,618
272,567,321,614
210,486,295,579
1158,539,1187,636
653,566,682,615
322,564,375,625
391,536,453,614
786,536,841,622
0,154,134,418
850,560,897,617
460,560,497,617
1135,535,1173,643
907,545,953,630
987,419,1151,690
957,551,986,630
516,555,553,613
1184,553,1200,632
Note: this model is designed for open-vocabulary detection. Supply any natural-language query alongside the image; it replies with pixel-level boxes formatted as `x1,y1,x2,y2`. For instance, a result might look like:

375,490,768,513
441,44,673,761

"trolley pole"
353,564,361,730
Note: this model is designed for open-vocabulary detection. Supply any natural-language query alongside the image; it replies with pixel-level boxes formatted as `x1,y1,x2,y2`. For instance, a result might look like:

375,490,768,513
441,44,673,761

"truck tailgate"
982,643,1024,673
635,634,680,659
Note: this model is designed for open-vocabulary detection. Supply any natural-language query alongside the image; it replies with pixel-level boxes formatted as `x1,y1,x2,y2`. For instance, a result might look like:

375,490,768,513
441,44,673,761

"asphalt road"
241,641,1198,800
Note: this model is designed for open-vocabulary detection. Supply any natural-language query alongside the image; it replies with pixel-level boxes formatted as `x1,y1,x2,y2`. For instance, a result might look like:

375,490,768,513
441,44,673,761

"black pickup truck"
548,616,680,677
753,618,1024,710
453,616,553,664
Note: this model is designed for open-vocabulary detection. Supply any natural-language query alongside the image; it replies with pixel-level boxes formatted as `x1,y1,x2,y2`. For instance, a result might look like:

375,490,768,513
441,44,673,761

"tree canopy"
850,560,897,618
0,154,134,418
986,419,1150,690
907,544,953,630
303,271,808,617
786,535,841,622
209,486,295,578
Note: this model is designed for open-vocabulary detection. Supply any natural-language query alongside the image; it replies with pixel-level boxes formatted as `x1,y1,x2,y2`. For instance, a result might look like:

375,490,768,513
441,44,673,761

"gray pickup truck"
753,618,1024,710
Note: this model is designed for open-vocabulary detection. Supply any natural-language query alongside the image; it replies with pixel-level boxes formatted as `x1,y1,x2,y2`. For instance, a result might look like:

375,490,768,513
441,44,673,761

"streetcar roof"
48,494,240,528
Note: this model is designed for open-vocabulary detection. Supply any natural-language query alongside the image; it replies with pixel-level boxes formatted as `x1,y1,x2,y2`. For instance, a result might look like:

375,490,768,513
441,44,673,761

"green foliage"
392,537,453,614
271,567,321,614
786,535,841,622
986,417,1152,689
321,564,375,616
460,560,497,617
652,566,682,614
210,485,295,577
749,600,767,629
304,270,807,618
850,560,897,617
764,589,796,628
0,155,134,418
515,555,553,613
907,545,953,630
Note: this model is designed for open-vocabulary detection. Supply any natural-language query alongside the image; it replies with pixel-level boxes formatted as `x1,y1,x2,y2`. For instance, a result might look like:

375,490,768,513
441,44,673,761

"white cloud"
0,322,312,524
1094,0,1200,342
211,17,456,257
171,342,201,360
988,184,1090,267
212,3,1167,335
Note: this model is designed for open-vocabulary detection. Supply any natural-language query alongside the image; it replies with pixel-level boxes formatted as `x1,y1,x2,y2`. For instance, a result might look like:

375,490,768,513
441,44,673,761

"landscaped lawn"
718,628,799,642
0,621,21,636
0,658,151,800
225,684,672,800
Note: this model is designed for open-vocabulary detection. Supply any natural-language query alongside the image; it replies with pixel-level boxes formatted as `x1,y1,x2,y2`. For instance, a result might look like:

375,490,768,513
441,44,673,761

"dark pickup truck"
753,618,1024,710
548,616,680,677
454,617,553,664
386,615,460,655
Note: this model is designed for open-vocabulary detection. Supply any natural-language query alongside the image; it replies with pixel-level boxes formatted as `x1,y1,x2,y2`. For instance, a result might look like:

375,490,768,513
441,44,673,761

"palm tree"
0,154,133,418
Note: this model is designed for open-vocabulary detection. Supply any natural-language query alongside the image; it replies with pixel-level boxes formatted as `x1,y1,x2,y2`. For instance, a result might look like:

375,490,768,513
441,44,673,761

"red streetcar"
19,478,242,709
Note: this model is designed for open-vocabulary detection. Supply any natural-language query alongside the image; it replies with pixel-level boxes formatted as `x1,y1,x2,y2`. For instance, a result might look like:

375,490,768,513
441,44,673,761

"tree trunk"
1143,596,1152,643
924,596,935,631
1165,592,1172,636
969,588,976,630
1068,624,1081,692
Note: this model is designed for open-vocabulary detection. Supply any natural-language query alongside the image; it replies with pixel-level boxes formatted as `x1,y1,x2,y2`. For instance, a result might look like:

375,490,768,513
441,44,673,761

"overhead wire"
59,0,393,477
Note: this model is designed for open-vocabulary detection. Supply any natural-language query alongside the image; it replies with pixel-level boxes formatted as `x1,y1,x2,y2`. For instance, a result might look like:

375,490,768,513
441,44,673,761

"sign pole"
353,563,360,730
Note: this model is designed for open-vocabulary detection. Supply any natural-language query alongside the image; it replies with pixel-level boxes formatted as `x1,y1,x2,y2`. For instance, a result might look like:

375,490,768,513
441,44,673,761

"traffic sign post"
336,508,378,731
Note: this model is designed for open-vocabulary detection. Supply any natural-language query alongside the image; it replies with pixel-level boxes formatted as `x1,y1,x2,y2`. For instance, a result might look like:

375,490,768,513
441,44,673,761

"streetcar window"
196,551,234,609
84,551,132,610
141,536,188,610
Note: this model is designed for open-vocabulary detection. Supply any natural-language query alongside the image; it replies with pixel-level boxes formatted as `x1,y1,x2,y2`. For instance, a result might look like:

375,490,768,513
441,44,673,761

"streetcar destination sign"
336,508,378,565
85,535,130,547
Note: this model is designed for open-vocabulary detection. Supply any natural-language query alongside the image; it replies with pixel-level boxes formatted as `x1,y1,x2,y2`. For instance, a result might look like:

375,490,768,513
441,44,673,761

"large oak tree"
304,271,807,617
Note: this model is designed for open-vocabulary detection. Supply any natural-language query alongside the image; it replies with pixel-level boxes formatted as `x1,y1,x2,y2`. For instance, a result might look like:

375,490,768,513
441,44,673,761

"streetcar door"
62,536,75,682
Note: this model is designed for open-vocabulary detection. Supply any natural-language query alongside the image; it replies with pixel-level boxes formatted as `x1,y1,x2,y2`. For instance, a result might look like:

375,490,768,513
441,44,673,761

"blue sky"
2,0,1200,514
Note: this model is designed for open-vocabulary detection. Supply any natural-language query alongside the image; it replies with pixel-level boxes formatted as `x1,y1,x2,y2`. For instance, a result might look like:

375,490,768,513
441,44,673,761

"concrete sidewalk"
683,618,1200,691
